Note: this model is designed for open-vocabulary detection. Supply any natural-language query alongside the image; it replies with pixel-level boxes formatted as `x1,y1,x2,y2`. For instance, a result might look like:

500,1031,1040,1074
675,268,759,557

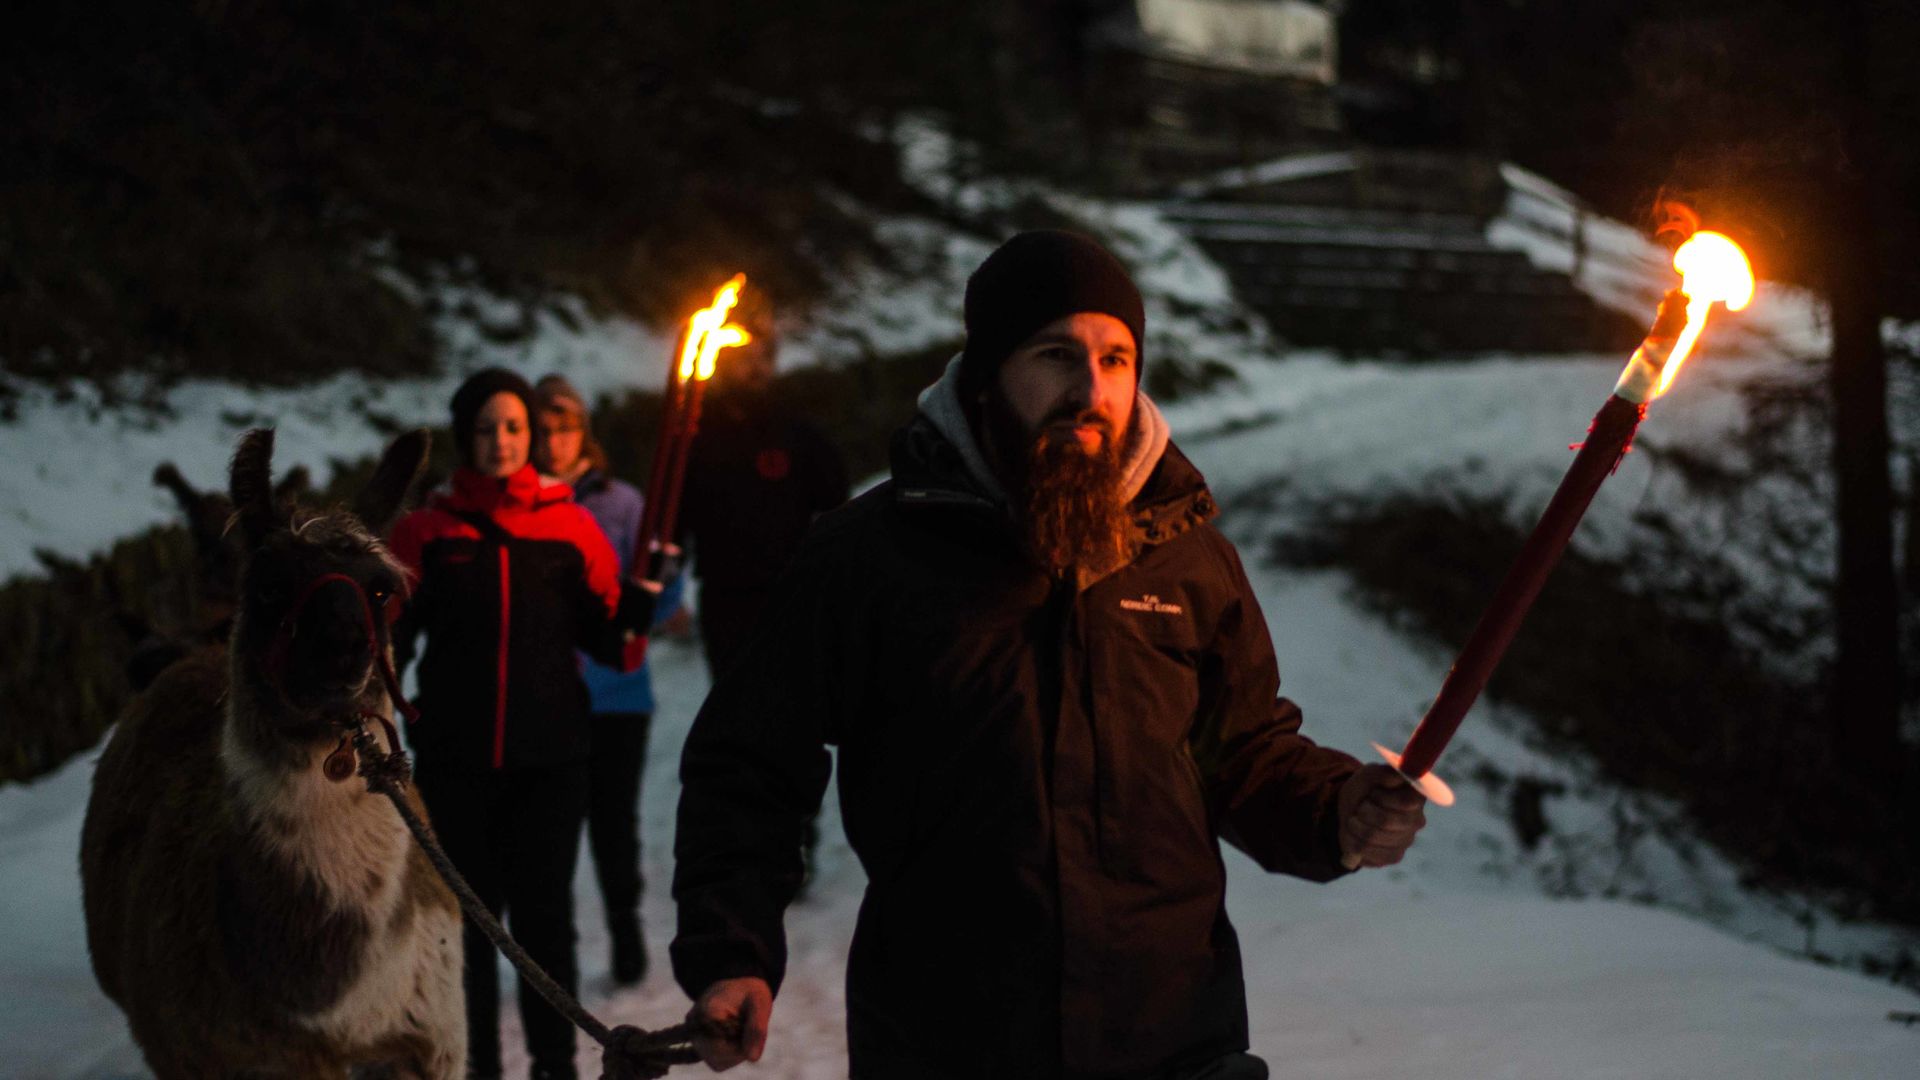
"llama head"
226,428,429,744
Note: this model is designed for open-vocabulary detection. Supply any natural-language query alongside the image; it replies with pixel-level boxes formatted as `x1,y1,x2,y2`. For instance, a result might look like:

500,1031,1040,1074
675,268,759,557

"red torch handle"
635,333,689,578
654,377,707,558
1395,393,1647,778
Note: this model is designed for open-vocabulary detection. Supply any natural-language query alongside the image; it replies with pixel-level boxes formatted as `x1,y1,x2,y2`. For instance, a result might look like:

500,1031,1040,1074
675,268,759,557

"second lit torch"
1349,230,1756,855
635,273,752,587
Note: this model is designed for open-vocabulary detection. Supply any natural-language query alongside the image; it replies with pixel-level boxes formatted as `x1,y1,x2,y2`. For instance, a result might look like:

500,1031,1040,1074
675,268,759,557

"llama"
81,428,466,1079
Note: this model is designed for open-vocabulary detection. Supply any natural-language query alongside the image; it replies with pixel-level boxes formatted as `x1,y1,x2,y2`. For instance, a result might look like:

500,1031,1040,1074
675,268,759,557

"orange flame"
676,274,752,383
1656,231,1754,396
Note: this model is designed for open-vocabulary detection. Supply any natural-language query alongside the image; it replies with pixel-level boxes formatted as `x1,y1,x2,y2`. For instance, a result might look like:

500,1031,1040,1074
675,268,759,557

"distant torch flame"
1656,231,1754,396
676,273,752,383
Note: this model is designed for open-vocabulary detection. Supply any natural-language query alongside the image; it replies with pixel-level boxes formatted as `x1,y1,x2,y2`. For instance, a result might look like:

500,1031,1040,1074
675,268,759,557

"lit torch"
635,273,751,586
1346,228,1754,861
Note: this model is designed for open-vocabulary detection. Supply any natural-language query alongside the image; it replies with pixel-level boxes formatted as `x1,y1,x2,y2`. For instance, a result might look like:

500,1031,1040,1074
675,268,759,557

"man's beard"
985,393,1139,580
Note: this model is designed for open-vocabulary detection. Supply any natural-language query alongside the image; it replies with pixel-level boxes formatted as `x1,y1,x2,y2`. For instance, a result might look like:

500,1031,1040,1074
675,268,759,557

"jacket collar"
894,355,1217,550
543,464,607,499
441,464,572,514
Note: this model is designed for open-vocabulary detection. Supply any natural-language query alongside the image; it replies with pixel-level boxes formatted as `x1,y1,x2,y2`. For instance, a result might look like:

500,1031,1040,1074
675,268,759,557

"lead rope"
347,715,711,1078
300,572,728,1079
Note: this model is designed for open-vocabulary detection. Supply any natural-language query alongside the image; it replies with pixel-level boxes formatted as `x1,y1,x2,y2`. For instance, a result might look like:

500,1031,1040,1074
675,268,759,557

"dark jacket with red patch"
679,393,848,592
389,465,647,772
672,412,1361,1080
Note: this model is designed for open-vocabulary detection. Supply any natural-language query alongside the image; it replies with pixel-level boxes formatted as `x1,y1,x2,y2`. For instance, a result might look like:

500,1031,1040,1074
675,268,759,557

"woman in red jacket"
389,368,650,1080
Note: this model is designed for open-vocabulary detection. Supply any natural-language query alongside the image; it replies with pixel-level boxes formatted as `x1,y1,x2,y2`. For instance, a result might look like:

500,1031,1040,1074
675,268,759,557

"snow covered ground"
3,144,1915,1075
0,295,672,583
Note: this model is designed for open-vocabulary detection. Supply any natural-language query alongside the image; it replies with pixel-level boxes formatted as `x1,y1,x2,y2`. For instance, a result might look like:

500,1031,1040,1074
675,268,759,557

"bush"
1272,491,1920,924
1,2,989,402
0,532,200,784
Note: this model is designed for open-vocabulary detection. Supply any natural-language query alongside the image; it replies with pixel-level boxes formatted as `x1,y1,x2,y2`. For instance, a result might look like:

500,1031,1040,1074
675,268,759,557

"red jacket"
389,465,645,771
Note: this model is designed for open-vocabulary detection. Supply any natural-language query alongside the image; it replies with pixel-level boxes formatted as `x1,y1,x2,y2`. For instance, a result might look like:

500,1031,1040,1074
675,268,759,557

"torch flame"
677,273,753,383
1656,231,1753,396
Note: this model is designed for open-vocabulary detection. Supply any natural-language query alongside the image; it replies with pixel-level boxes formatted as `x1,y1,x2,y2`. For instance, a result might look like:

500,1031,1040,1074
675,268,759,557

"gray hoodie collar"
914,354,1170,509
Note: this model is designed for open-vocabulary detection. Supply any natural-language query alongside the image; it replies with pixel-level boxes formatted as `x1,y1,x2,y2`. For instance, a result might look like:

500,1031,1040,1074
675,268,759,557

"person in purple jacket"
533,374,685,985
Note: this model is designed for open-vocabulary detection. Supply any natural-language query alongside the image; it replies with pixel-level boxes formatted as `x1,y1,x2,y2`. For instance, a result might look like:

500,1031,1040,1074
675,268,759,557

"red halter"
262,571,420,765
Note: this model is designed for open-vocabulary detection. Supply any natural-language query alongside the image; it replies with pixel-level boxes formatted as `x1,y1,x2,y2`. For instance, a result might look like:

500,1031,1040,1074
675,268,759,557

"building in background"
1042,1,1639,354
1085,0,1345,185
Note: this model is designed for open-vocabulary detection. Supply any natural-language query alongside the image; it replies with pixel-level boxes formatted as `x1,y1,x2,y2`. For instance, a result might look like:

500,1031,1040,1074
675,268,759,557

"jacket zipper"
493,544,511,769
1066,585,1110,867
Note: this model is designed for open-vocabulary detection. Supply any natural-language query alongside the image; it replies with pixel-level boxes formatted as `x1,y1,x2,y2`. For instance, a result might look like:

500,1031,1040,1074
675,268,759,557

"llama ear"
157,461,232,550
274,464,313,503
228,429,278,547
354,429,430,535
152,462,201,517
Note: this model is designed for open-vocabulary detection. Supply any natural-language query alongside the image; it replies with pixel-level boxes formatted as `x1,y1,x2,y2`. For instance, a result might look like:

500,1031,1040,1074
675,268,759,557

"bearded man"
671,231,1427,1080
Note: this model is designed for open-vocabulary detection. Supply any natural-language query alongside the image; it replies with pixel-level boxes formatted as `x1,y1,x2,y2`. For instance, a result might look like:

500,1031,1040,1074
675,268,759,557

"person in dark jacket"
532,374,686,987
671,232,1428,1080
389,368,653,1080
676,290,849,678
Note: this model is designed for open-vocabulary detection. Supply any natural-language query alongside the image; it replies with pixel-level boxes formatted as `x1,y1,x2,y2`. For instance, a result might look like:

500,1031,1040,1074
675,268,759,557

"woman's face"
472,392,531,478
534,407,586,477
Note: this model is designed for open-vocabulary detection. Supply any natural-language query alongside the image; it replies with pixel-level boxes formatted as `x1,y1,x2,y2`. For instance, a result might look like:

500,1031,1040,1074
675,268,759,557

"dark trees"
0,1,1017,398
1613,1,1920,778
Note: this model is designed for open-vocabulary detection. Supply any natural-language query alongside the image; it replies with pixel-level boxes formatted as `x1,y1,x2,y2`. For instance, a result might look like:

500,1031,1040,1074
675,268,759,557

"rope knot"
349,714,411,794
601,1022,703,1080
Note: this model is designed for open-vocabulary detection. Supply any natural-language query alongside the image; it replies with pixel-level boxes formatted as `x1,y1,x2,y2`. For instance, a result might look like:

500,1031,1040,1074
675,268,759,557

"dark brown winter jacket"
671,379,1361,1080
679,391,850,592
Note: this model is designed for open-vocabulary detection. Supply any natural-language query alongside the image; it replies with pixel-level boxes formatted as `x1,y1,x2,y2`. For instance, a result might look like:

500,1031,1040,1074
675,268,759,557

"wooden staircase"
1160,150,1645,355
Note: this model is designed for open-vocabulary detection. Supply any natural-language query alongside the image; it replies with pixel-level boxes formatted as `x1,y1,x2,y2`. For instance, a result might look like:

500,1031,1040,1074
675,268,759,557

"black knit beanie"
959,230,1146,406
449,368,537,466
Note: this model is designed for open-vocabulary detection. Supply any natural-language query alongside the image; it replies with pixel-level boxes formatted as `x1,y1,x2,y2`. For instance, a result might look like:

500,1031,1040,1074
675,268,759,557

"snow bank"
0,294,671,583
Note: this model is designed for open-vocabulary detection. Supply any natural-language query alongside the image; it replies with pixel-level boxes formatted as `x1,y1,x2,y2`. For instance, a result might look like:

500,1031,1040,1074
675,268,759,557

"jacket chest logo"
1119,593,1183,616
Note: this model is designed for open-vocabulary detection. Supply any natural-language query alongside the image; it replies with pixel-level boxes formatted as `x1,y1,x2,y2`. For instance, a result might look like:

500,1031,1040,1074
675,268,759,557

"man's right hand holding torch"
1338,764,1430,869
